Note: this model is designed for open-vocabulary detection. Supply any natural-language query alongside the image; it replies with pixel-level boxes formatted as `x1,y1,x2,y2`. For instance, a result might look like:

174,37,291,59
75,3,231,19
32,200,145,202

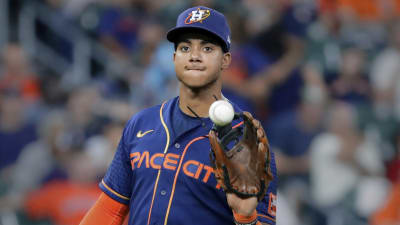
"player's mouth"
185,66,206,71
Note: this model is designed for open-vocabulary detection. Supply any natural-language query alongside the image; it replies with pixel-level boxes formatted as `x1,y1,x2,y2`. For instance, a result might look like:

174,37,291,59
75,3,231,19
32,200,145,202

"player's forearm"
263,35,305,85
80,193,128,225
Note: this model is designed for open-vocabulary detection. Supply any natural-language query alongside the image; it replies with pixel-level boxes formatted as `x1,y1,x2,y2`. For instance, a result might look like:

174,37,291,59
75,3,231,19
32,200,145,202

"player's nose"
189,48,202,62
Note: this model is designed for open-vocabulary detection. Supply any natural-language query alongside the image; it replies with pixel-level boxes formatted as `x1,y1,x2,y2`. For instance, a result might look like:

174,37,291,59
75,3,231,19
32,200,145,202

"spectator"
310,101,387,224
305,7,343,82
96,0,141,59
84,120,125,177
329,47,371,106
266,85,327,224
268,85,327,177
0,44,41,103
65,84,104,138
0,90,37,171
0,110,69,212
370,22,400,120
24,151,101,225
354,23,400,167
130,20,169,107
141,40,177,107
319,0,400,23
222,0,314,120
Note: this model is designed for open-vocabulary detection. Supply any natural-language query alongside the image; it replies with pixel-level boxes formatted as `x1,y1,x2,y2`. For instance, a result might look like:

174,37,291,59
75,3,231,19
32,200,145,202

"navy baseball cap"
167,6,231,52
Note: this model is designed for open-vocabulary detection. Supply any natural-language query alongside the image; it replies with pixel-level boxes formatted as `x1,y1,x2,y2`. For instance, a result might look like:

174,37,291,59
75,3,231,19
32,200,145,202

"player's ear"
221,52,231,70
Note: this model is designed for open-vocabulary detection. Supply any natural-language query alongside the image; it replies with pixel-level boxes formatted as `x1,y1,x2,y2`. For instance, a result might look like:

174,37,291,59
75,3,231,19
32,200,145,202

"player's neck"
179,85,222,118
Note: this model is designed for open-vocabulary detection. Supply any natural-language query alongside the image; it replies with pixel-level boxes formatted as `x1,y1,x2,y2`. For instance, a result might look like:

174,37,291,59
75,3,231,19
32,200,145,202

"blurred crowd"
1,0,400,225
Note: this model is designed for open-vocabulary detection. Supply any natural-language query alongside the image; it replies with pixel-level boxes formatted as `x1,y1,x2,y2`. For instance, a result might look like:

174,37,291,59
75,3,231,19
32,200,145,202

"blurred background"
0,0,399,224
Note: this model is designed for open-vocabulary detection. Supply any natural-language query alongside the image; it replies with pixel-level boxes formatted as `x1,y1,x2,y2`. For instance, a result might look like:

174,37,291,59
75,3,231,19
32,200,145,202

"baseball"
209,100,234,126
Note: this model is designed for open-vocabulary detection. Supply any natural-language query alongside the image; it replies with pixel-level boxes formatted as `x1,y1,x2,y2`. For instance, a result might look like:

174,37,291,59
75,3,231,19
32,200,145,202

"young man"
80,6,277,225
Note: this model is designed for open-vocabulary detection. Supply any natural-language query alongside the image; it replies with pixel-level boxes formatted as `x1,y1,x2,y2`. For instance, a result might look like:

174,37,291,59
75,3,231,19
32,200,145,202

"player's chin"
181,77,218,90
181,72,207,84
181,80,209,89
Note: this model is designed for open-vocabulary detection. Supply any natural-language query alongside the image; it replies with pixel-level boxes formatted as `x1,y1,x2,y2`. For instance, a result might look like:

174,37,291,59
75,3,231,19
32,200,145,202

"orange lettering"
163,153,180,170
216,183,221,189
150,153,164,169
130,152,140,169
183,160,199,177
202,165,213,183
138,151,150,168
194,163,204,179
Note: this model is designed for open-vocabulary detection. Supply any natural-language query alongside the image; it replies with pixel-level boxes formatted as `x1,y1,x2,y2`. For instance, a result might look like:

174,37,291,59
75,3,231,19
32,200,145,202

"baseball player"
80,6,277,225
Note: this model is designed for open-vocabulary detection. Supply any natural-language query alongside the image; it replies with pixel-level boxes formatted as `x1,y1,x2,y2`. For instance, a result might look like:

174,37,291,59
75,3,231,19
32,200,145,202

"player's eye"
203,46,213,52
180,46,190,52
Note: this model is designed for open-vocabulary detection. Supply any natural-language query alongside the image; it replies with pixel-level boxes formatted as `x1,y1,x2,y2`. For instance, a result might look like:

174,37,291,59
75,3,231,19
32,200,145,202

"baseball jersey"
99,96,277,225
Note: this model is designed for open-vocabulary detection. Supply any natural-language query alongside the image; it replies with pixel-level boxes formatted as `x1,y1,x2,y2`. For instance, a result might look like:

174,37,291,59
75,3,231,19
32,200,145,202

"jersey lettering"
138,151,150,168
163,153,180,170
150,153,164,169
130,152,141,169
130,151,217,187
202,165,213,183
183,160,199,177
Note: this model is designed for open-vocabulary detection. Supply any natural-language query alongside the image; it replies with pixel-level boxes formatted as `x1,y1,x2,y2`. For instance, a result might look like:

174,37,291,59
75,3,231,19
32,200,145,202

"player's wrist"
233,209,260,225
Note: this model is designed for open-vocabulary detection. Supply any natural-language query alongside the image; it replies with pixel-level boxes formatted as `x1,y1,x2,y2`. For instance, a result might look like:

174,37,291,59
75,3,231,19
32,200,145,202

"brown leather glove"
209,111,273,201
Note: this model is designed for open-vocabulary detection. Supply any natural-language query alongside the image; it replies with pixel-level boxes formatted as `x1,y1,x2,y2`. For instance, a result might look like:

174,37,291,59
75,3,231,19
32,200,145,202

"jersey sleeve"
79,193,129,225
256,150,277,225
99,119,134,205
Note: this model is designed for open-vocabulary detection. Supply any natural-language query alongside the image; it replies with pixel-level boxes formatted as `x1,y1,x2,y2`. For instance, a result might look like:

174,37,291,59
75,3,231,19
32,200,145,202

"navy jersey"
99,96,277,225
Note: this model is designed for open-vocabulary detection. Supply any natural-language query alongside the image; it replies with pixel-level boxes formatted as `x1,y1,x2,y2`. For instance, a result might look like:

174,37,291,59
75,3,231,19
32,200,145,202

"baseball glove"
209,111,273,201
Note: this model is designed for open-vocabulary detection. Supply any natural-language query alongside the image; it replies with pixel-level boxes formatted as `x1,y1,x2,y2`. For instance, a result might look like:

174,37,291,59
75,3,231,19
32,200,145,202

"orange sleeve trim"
102,180,130,200
79,193,129,225
233,209,258,223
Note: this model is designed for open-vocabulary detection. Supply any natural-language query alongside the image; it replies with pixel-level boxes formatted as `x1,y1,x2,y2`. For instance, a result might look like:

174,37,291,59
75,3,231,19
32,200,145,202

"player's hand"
209,111,273,216
226,193,258,216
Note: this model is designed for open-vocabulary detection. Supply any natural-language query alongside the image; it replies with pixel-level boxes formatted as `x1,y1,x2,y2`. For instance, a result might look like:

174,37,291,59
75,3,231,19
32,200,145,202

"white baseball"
209,100,234,126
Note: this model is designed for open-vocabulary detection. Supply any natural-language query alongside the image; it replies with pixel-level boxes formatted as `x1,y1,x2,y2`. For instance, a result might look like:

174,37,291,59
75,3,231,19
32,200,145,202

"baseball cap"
167,6,231,52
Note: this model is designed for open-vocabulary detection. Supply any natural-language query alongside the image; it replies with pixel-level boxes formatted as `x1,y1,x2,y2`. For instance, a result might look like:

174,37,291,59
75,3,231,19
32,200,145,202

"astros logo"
185,8,211,24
